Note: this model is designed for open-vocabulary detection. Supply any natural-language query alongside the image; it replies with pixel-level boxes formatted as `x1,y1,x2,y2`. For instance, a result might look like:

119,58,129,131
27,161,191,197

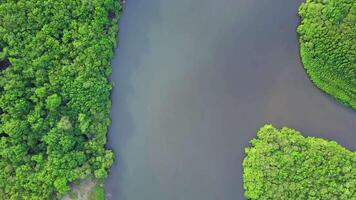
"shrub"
88,185,105,200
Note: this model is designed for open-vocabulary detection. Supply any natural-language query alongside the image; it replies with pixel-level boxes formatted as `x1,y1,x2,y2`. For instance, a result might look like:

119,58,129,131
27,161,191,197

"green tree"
0,0,121,199
243,125,356,200
298,0,356,109
46,94,62,112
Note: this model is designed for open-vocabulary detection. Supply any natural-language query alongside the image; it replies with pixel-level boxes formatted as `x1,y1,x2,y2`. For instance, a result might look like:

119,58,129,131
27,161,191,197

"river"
106,0,356,199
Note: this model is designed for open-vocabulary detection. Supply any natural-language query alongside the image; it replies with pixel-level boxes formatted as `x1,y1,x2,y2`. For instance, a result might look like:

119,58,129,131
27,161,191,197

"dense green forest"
243,125,355,200
0,0,121,199
298,0,356,109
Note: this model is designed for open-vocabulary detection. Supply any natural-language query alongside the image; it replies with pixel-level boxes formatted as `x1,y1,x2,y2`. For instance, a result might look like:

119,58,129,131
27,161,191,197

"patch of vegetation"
88,185,105,200
243,125,356,200
68,191,77,200
0,0,121,199
297,0,356,109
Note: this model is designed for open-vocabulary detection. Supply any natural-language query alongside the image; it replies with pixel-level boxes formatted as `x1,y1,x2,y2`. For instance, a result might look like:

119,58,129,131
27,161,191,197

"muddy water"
106,0,356,199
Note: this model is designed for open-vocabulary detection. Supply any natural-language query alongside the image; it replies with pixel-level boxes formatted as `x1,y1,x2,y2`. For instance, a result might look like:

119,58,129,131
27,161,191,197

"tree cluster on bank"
298,0,356,109
0,0,121,199
243,125,355,200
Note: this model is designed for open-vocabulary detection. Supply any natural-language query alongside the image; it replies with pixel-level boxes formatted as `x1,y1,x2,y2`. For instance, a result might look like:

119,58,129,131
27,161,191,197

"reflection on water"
106,0,356,199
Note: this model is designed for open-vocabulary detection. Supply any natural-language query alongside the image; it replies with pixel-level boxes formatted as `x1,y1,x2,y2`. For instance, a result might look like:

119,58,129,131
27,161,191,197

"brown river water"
106,0,356,199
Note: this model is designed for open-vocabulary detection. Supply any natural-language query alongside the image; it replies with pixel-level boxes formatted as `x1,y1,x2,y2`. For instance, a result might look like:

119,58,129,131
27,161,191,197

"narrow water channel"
106,0,356,199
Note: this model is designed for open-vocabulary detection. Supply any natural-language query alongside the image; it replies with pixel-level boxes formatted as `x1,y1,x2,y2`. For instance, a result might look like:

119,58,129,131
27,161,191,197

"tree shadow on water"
106,0,163,199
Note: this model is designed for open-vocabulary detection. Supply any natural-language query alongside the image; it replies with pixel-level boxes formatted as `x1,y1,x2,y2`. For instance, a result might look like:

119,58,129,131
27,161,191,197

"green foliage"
46,94,62,111
0,0,122,199
68,191,77,200
88,185,105,200
243,125,356,200
298,0,356,109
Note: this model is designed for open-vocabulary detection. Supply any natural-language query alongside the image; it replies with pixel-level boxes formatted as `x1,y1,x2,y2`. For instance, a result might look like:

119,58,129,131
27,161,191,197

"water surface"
107,0,356,199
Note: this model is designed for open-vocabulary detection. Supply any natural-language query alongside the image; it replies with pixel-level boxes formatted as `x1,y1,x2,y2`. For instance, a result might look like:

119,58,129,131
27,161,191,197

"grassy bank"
62,178,104,200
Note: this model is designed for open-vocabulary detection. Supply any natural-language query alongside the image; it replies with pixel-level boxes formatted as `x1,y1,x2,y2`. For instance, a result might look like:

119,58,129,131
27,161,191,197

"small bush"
88,185,105,200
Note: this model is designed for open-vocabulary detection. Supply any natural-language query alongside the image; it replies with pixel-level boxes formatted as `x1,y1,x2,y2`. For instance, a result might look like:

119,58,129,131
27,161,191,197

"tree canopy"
298,0,356,109
0,0,121,199
243,125,355,200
